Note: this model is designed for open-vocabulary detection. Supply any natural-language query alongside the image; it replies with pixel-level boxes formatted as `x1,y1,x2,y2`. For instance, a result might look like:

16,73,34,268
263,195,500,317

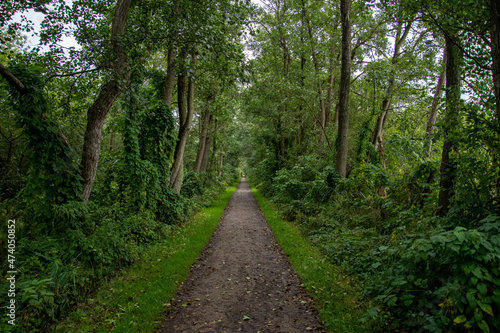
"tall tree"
170,51,197,192
335,0,352,178
423,47,447,156
163,46,177,108
194,104,214,173
491,0,500,127
80,0,132,203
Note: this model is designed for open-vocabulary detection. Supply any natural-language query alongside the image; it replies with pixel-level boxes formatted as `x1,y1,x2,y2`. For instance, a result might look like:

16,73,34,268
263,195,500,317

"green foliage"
55,182,238,333
2,65,82,231
365,217,500,332
106,77,187,224
248,146,499,332
0,66,235,332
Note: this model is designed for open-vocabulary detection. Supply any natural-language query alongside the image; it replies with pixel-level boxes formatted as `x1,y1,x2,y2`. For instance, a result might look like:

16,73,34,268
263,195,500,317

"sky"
11,1,77,51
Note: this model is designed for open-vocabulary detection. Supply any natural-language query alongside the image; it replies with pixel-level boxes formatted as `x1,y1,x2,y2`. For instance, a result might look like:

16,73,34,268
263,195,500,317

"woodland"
1,0,500,332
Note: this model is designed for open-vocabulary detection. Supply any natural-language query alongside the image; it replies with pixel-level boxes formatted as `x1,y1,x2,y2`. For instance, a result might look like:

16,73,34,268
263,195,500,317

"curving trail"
157,178,324,333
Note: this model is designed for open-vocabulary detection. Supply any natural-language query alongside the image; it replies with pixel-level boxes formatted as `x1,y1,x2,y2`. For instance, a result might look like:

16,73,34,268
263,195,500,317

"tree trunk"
200,114,213,173
0,63,27,93
210,119,218,172
173,164,183,193
170,52,197,192
218,149,223,178
491,0,500,128
335,0,352,178
194,107,211,172
163,46,176,108
80,0,132,204
326,43,338,126
300,0,327,146
437,34,461,216
423,48,447,156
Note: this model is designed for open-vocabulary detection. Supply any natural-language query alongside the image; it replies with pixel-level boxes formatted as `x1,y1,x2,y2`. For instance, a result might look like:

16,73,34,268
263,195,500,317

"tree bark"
423,48,447,156
194,107,211,172
491,0,500,128
163,46,177,108
437,34,461,215
80,0,132,204
325,43,338,126
0,63,27,93
170,52,197,192
200,114,213,173
335,0,352,178
218,149,223,178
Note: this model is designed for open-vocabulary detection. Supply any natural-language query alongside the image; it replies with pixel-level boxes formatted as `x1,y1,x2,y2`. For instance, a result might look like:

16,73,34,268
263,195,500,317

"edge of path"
248,180,384,332
55,180,240,333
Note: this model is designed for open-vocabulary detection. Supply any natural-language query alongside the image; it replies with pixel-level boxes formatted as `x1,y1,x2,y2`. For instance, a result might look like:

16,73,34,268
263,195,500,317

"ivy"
4,65,82,232
116,74,185,223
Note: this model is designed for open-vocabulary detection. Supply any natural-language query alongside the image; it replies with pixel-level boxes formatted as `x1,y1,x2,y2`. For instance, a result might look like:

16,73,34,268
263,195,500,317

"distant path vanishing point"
157,178,324,333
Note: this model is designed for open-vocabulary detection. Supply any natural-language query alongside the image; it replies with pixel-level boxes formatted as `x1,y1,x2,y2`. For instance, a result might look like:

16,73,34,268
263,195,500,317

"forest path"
157,178,324,333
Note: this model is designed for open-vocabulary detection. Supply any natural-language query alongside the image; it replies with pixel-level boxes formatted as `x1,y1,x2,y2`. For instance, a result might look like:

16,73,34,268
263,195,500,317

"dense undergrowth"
55,182,238,332
248,155,500,332
0,172,234,332
0,66,240,332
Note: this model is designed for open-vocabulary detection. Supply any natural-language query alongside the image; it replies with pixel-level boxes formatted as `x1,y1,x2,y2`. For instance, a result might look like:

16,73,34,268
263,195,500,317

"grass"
249,183,382,332
56,182,238,332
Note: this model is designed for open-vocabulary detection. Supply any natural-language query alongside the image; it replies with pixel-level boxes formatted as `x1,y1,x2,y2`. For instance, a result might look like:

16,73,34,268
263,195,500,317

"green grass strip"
249,184,381,333
57,182,238,332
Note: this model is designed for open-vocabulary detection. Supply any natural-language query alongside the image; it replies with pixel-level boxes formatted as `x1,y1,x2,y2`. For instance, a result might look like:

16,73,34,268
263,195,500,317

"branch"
351,21,385,60
0,63,27,94
46,66,103,81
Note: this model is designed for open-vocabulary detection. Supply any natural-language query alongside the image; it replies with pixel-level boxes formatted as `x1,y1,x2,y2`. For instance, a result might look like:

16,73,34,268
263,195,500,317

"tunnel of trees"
1,0,499,331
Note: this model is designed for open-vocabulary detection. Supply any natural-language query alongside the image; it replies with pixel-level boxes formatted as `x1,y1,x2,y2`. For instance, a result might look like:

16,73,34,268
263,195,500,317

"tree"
491,0,500,127
335,0,352,178
194,100,214,173
170,51,197,193
437,33,461,215
80,0,132,203
423,47,446,156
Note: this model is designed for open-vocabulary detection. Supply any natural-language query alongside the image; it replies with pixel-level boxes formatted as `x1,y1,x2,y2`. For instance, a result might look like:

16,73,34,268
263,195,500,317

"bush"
365,215,500,332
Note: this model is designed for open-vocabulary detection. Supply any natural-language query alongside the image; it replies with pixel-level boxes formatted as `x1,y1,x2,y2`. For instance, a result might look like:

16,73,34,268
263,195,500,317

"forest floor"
157,178,325,333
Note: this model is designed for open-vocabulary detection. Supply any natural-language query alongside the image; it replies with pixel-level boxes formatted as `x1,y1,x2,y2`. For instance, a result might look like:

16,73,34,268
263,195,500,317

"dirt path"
157,178,324,333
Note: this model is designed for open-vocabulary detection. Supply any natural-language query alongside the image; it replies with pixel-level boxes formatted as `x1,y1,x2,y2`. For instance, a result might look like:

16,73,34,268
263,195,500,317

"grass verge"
56,182,238,332
249,184,382,332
